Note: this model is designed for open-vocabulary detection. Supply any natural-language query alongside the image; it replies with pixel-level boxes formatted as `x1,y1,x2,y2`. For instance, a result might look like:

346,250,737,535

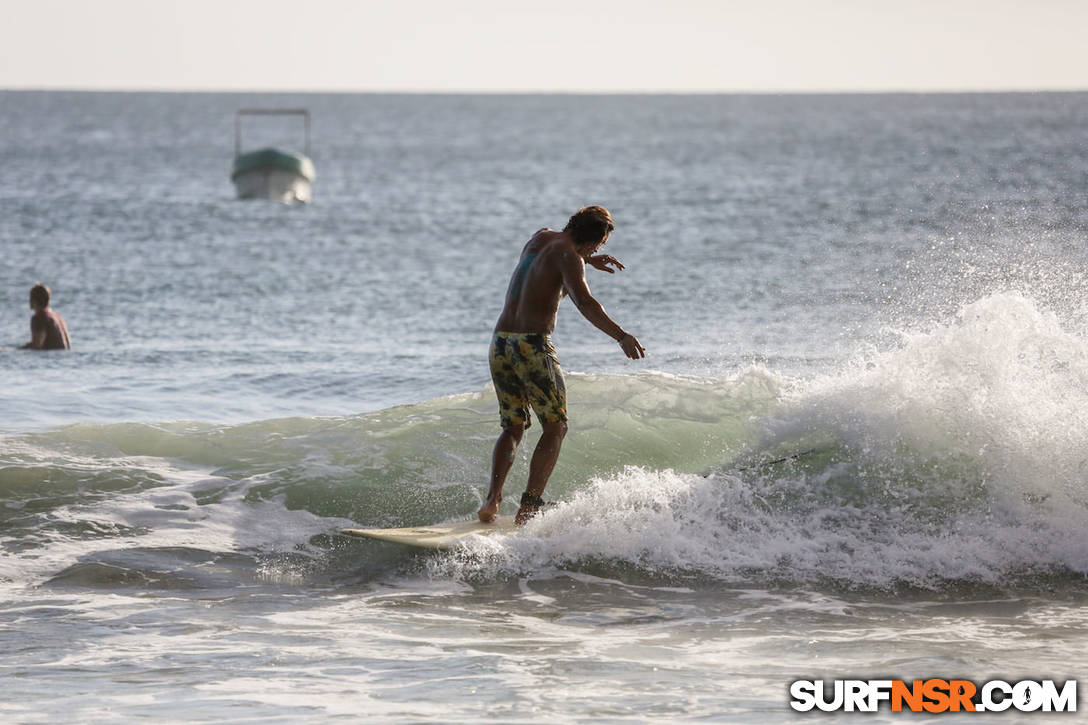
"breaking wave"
2,292,1086,591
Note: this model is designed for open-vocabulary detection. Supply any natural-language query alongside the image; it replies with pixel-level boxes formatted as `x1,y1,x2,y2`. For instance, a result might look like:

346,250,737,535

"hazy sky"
2,0,1087,92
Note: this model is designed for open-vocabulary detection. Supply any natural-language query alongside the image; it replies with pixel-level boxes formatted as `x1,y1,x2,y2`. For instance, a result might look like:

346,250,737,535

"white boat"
231,109,315,203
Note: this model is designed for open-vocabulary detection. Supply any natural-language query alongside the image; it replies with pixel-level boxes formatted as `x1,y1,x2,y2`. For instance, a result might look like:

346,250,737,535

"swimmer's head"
29,283,50,310
565,205,614,248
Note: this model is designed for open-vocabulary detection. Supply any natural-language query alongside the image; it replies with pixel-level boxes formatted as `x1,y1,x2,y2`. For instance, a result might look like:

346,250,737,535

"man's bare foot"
478,496,501,523
514,491,548,525
514,505,541,525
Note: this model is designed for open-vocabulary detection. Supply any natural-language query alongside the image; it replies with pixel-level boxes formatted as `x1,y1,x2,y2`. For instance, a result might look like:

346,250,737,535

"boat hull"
231,147,315,204
232,168,312,204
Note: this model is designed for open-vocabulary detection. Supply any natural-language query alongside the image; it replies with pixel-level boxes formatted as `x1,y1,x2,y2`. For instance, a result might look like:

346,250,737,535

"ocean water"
1,91,1087,722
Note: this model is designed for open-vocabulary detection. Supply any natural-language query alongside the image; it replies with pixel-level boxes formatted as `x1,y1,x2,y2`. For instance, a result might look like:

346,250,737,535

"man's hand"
618,334,645,359
586,254,625,274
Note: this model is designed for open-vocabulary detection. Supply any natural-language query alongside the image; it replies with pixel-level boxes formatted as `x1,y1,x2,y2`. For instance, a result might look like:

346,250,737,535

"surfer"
21,283,71,351
479,206,645,525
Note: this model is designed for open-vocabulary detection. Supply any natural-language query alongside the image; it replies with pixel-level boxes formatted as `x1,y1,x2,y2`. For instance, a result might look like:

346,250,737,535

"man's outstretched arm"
560,252,645,359
586,254,625,274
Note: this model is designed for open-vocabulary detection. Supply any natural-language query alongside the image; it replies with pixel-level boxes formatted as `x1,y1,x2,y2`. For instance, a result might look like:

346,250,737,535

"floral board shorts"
489,332,568,429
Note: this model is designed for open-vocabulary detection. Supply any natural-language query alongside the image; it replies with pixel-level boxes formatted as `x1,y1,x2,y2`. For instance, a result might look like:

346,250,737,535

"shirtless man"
479,206,645,525
21,283,71,351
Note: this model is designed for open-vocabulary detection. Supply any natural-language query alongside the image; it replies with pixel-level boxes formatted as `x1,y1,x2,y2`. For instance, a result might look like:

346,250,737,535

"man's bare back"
495,228,644,352
494,229,568,334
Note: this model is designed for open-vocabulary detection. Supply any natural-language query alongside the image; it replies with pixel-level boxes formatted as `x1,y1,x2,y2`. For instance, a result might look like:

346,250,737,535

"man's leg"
478,423,525,522
516,419,567,524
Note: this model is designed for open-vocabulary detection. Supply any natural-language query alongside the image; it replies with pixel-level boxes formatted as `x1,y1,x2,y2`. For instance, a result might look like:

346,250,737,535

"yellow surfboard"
342,516,518,550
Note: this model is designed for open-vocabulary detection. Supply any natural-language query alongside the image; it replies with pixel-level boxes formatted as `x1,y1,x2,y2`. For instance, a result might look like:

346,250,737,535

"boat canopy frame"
234,108,311,158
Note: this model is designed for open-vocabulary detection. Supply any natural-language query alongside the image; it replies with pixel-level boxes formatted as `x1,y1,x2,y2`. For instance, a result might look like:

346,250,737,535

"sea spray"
438,292,1088,588
778,292,1088,505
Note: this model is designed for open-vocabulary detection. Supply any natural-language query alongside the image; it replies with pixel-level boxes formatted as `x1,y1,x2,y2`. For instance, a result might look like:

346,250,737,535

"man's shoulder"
527,228,559,246
537,235,581,263
523,229,562,253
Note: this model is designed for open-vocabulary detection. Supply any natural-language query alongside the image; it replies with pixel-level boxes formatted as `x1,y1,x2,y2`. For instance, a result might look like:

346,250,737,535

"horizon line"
2,82,1088,96
4,85,1088,96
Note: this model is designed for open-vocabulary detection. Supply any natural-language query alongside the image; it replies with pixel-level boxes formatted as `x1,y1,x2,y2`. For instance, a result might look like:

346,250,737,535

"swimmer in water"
21,282,71,351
